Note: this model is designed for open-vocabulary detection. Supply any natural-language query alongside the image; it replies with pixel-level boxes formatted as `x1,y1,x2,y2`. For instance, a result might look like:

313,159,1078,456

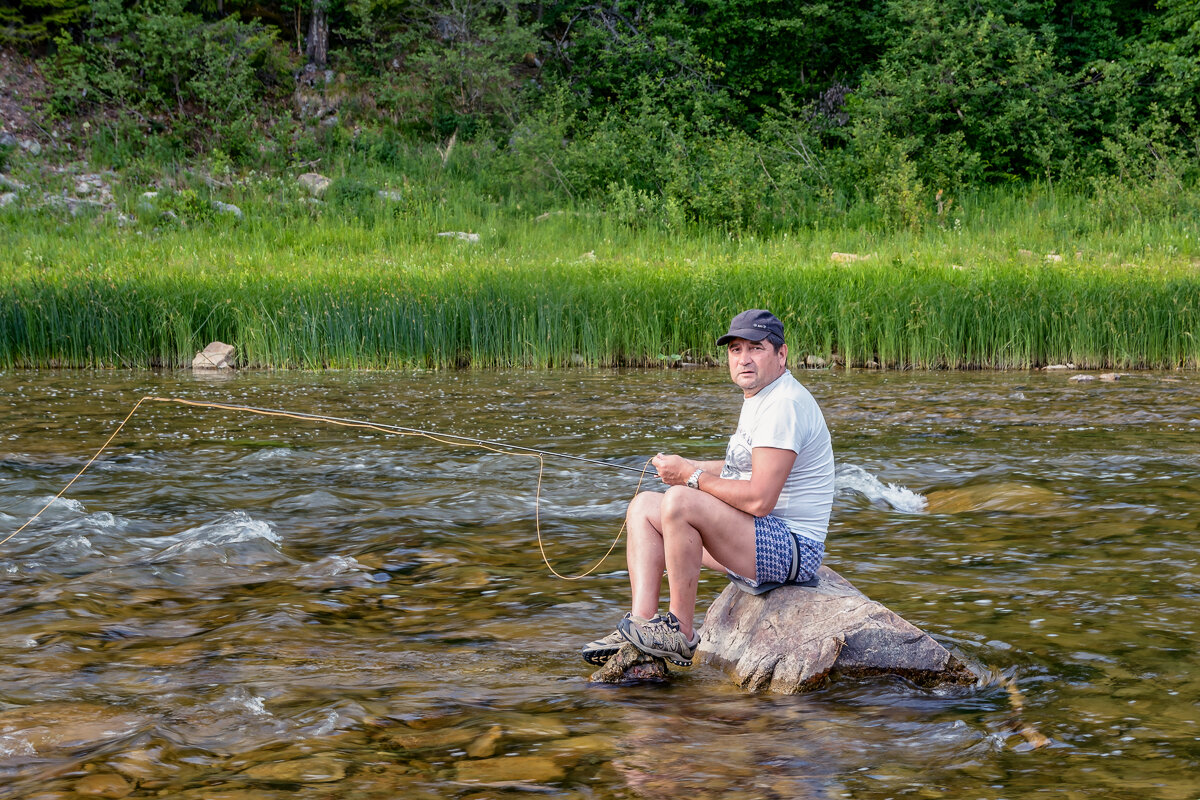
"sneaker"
618,611,699,667
581,612,651,666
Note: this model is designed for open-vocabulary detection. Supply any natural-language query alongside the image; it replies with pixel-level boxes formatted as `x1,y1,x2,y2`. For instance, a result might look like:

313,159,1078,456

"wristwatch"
686,468,703,489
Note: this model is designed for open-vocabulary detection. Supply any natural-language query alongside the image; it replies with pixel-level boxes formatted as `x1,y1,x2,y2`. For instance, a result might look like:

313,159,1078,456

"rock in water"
589,643,671,684
696,566,976,693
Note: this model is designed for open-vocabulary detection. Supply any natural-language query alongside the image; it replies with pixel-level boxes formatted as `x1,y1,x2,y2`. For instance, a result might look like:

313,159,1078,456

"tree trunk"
306,0,329,67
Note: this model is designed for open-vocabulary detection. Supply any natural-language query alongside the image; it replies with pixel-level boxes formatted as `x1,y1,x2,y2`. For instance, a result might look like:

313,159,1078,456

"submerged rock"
74,773,133,798
696,566,976,693
454,754,565,784
241,756,345,783
465,725,502,758
924,482,1060,514
0,702,146,754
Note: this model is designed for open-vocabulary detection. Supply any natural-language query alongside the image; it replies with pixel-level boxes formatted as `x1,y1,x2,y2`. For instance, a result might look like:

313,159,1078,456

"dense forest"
2,0,1198,230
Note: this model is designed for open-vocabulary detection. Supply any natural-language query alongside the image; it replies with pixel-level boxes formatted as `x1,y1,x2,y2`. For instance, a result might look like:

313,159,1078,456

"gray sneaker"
618,611,699,666
581,612,651,665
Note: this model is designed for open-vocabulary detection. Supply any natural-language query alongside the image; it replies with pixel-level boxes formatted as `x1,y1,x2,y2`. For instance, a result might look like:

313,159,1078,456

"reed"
2,178,1198,370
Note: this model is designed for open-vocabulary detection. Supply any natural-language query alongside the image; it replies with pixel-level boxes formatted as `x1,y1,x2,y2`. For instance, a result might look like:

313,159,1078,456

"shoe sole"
581,644,621,666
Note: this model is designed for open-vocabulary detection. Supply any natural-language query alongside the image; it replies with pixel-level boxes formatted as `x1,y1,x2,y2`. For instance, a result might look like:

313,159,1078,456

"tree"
307,0,330,65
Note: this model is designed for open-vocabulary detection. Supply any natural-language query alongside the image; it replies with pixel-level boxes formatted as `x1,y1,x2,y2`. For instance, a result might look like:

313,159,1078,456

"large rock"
192,341,236,370
696,566,976,693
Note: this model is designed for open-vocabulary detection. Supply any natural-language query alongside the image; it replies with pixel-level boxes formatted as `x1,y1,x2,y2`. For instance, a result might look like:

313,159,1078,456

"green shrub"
43,1,287,159
848,0,1070,185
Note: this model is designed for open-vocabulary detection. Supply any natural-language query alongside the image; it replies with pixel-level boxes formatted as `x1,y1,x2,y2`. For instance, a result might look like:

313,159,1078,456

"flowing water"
0,368,1197,799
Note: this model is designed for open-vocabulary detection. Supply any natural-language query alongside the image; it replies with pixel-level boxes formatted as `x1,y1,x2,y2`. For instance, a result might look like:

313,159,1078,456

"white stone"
210,200,243,219
192,341,236,370
437,231,480,242
297,172,332,198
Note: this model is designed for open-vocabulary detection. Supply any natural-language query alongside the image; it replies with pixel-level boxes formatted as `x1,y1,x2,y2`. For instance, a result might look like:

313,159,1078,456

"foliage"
6,0,1199,233
846,0,1070,187
2,173,1198,370
42,0,287,158
0,0,88,47
684,0,885,117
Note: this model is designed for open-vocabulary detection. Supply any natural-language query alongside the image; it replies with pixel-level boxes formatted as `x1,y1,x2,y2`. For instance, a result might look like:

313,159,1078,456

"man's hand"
652,455,724,485
651,453,696,486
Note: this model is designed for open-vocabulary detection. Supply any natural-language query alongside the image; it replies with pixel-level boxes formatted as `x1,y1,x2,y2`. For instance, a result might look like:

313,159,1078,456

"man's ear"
779,343,788,363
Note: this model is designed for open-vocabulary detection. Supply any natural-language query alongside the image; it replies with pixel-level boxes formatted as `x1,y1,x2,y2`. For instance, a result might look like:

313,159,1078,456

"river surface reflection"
0,368,1197,799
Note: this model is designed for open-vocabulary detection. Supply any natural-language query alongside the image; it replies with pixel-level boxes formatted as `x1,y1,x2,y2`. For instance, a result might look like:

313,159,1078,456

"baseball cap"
716,309,785,346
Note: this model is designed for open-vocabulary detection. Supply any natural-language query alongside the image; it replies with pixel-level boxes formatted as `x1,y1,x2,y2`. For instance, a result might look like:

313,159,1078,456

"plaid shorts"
728,514,824,589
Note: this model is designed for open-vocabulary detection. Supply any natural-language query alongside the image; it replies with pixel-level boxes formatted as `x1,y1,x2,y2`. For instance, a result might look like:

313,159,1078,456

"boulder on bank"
696,566,976,693
192,341,236,370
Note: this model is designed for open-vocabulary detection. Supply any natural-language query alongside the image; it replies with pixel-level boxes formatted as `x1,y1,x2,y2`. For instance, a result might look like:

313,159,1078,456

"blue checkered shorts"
728,515,824,588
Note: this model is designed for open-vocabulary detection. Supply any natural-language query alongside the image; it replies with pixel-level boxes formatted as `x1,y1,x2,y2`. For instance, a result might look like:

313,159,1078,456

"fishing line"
1,396,655,580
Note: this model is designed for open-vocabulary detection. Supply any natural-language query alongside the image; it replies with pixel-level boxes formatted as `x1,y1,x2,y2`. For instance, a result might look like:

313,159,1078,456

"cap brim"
717,329,769,346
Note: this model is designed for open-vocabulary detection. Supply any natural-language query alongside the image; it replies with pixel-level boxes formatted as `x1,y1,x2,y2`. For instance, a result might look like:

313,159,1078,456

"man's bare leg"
626,487,759,638
624,491,667,621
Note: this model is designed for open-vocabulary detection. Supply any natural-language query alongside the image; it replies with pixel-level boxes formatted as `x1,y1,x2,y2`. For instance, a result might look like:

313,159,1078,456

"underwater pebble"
465,725,503,758
242,756,345,783
454,754,565,783
74,773,132,798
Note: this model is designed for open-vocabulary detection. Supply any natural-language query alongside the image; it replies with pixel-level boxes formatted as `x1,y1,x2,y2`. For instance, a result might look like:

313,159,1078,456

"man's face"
726,338,788,397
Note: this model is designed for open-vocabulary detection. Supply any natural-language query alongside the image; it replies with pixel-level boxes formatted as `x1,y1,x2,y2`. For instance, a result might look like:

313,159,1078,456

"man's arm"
653,448,796,518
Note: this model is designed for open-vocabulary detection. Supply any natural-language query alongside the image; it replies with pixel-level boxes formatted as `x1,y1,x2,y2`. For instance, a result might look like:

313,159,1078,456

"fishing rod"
152,398,660,477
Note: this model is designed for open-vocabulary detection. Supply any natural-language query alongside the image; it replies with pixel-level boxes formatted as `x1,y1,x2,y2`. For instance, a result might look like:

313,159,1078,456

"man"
582,309,835,667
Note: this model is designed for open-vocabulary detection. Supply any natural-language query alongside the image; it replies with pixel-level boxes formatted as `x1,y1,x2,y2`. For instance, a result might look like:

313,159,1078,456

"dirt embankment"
0,50,53,145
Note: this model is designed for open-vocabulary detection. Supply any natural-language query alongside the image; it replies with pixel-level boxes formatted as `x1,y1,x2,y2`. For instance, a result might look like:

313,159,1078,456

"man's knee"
660,484,699,523
626,490,661,523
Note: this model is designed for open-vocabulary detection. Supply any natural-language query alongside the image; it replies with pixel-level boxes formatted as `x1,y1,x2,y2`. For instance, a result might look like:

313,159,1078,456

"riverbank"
2,170,1198,370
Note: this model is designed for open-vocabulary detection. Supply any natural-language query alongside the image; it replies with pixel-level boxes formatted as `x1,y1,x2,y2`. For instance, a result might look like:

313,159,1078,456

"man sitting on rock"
582,309,836,667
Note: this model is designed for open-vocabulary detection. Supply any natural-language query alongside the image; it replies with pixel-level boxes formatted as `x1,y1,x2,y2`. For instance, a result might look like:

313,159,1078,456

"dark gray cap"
717,309,785,346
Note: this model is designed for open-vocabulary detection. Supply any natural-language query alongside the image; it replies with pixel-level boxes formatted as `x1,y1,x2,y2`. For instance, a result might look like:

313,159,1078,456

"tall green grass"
1,175,1198,370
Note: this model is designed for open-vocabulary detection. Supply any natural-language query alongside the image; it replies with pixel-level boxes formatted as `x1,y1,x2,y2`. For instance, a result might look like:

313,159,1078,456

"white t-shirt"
720,370,835,543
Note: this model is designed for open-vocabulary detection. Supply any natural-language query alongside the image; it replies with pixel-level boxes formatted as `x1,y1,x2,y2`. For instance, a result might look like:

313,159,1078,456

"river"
0,368,1197,799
